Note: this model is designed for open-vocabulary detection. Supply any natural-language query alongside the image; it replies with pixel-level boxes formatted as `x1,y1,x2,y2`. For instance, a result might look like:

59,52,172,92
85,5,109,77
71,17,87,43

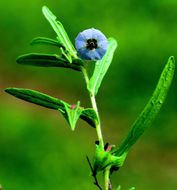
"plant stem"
82,66,111,190
104,168,110,190
81,66,104,148
90,92,104,148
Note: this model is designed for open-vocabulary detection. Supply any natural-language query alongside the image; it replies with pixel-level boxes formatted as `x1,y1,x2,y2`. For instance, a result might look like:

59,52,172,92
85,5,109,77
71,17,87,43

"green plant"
5,6,175,190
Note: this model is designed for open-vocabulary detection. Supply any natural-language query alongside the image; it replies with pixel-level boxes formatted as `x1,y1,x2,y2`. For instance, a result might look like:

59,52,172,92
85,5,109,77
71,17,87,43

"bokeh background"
0,0,177,189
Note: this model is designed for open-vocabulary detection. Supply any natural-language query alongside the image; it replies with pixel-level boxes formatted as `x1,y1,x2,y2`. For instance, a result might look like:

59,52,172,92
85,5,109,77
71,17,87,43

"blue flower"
75,28,108,60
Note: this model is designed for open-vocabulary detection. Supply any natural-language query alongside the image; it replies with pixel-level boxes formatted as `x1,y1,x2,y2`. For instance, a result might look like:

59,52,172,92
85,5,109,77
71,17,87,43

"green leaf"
30,37,64,48
4,87,64,110
16,53,83,71
42,6,77,61
4,88,97,128
81,108,98,127
115,56,175,157
61,101,83,130
87,38,118,95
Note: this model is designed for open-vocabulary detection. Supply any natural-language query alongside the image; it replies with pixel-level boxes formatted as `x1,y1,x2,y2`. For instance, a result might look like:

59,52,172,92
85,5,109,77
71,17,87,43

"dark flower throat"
86,39,98,50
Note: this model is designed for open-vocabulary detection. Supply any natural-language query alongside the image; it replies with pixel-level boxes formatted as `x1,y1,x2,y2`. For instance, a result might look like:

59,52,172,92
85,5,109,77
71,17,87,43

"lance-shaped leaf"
61,101,83,130
4,88,98,128
115,56,175,157
30,37,64,48
16,53,83,71
5,88,65,110
42,6,77,60
87,38,117,95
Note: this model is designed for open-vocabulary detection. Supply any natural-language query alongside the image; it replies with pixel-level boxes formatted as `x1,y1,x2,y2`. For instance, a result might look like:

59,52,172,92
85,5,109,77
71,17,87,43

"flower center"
86,39,98,50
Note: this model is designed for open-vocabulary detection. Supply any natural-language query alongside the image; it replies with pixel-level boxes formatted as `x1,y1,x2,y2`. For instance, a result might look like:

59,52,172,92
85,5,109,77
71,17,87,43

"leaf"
81,108,98,127
115,56,175,156
42,6,77,60
87,38,118,95
30,37,64,48
5,87,65,110
61,101,83,130
4,88,97,128
16,53,83,71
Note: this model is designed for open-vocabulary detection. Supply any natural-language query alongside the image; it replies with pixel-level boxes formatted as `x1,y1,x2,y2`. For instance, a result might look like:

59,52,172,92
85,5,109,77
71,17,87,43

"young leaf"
30,37,64,48
87,38,118,95
16,53,83,71
62,101,83,130
4,88,97,128
42,6,77,60
115,56,175,157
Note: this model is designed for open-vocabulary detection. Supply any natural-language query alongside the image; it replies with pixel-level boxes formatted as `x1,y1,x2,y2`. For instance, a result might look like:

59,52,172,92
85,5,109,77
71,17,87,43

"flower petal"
75,28,108,60
98,40,108,50
81,28,93,39
75,40,86,50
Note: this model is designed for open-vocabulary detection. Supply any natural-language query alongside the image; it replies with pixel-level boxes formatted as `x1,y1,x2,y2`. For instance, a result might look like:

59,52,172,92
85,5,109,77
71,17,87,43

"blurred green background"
0,0,177,189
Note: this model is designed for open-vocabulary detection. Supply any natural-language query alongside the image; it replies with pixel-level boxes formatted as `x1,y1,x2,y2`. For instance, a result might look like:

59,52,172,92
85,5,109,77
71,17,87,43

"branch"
86,156,103,190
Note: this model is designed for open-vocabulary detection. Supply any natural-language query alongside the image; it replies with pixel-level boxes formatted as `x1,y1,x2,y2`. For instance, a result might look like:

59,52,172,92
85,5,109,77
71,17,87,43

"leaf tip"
16,56,20,64
169,56,175,66
42,5,56,20
169,56,175,62
30,38,36,46
4,87,10,93
108,37,118,48
42,5,48,12
16,55,25,64
4,87,14,95
167,56,175,72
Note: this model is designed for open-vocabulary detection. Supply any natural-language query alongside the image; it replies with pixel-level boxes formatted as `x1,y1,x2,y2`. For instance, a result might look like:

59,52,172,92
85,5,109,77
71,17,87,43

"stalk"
82,66,111,190
104,168,111,190
81,66,104,148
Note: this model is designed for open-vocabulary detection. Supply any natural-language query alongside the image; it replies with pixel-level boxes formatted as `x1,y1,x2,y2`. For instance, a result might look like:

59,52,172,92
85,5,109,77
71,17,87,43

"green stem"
105,168,111,190
81,66,104,148
90,93,104,148
82,66,111,190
